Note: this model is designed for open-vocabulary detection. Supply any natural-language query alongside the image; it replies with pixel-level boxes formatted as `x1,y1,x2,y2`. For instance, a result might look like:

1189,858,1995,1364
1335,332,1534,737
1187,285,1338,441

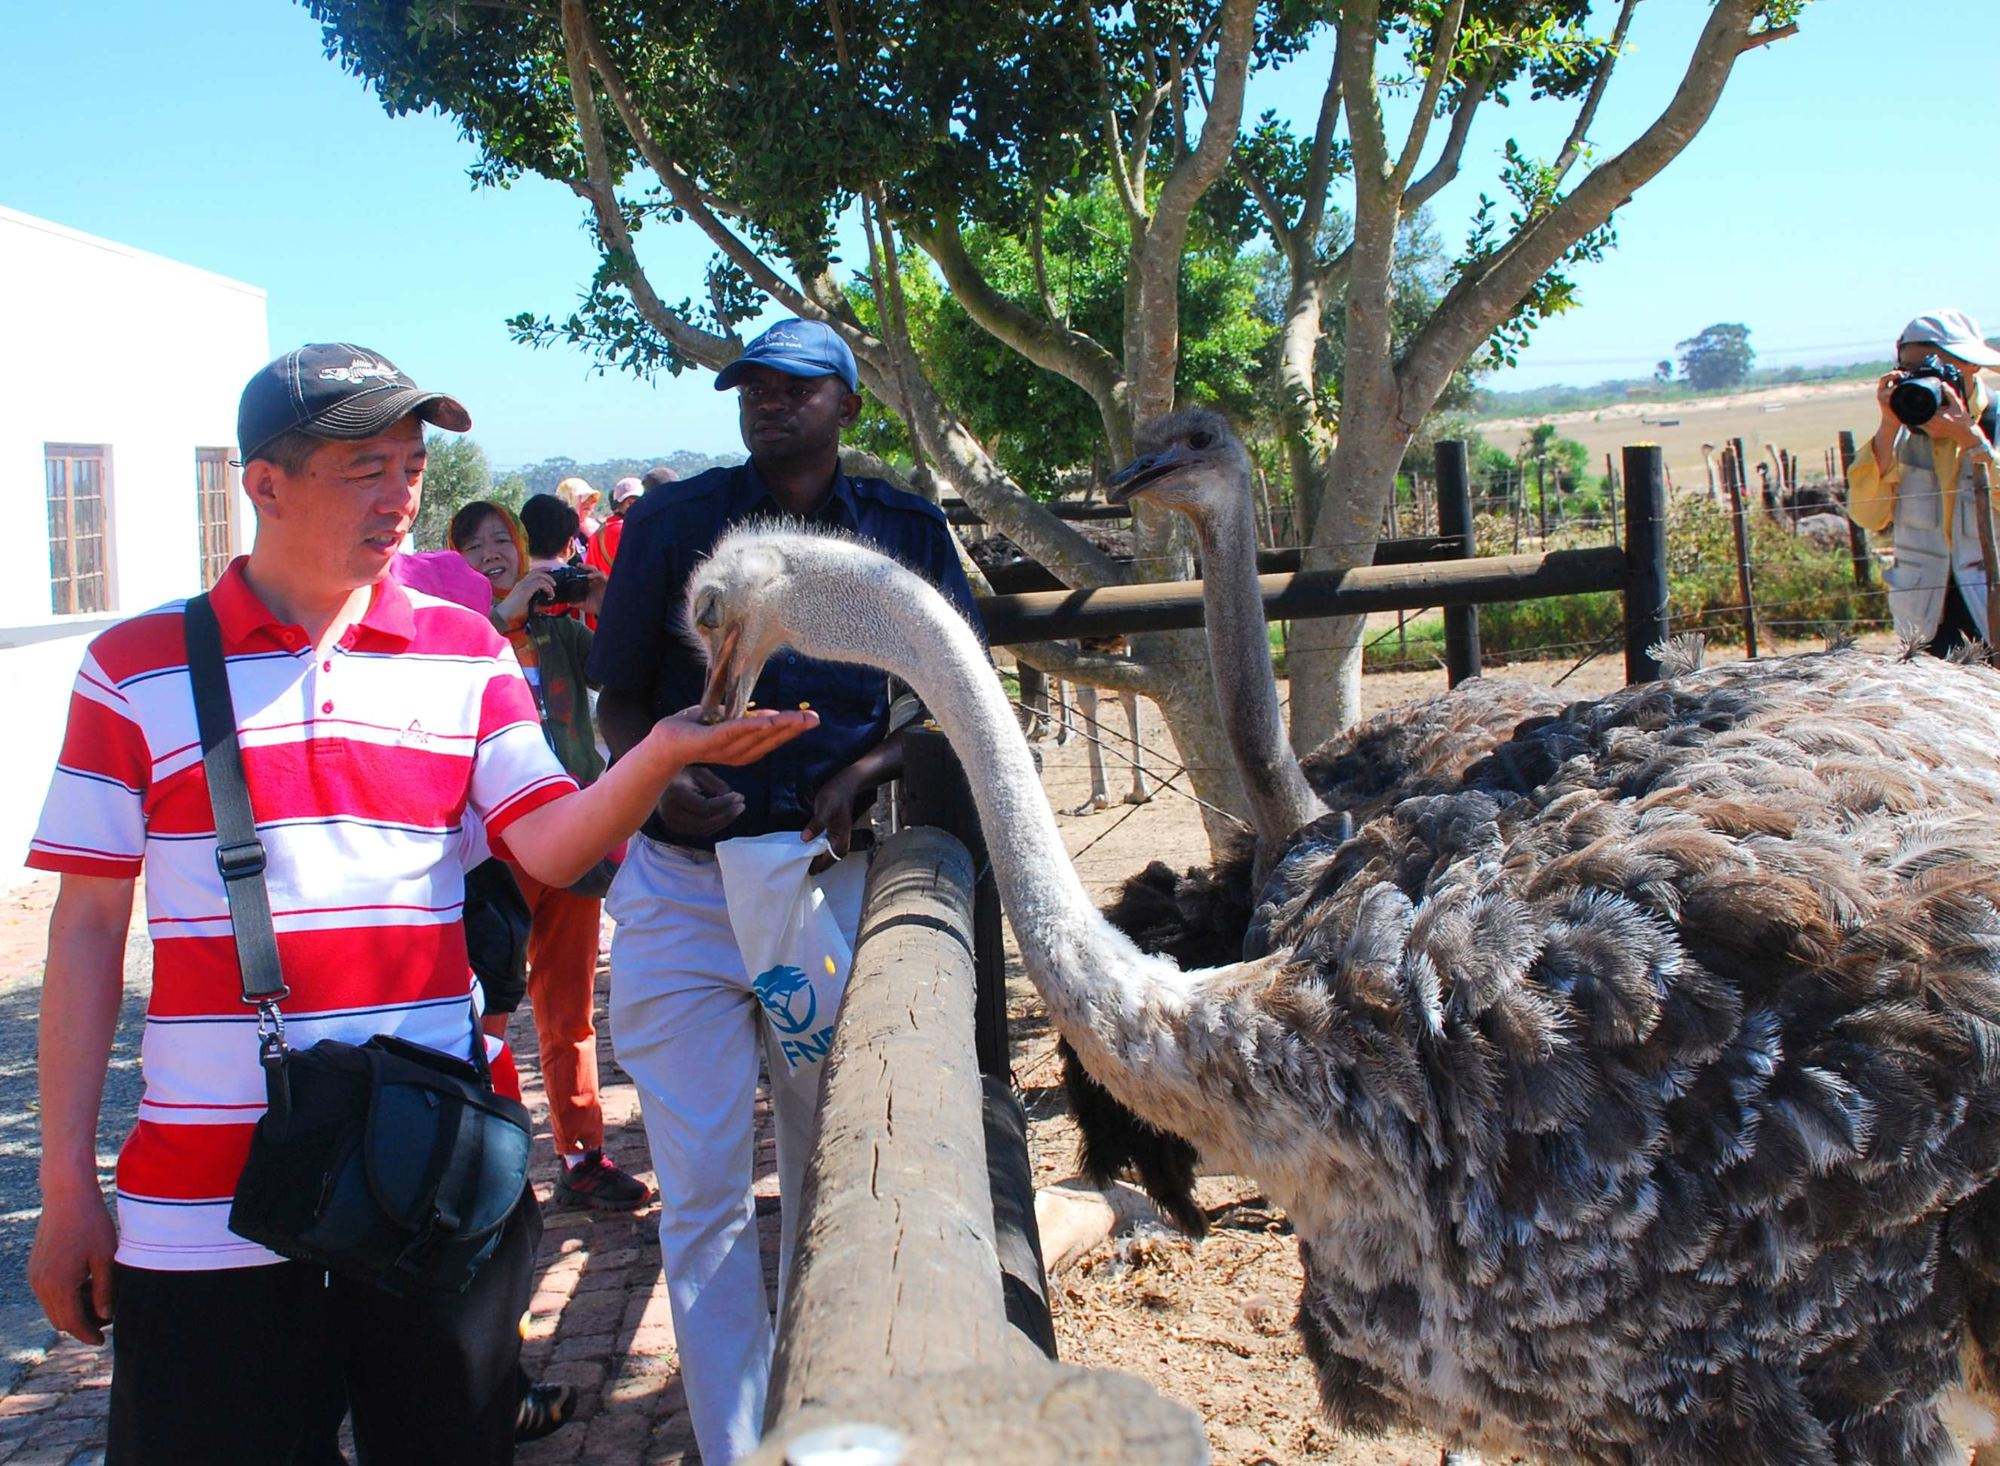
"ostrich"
1067,409,1566,1229
1064,634,1152,816
690,524,2000,1464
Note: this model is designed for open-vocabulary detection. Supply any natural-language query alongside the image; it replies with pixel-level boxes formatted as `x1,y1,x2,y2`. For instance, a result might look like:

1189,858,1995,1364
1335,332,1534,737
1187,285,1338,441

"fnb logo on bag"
753,964,837,1065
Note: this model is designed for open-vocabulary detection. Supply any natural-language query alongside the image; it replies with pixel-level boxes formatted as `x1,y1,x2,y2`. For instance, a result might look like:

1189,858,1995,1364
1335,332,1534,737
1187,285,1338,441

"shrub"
1372,501,1873,670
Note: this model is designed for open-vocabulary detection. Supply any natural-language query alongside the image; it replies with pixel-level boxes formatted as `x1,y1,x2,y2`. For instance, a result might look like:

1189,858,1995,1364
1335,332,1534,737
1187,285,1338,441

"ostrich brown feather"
1072,677,1567,1233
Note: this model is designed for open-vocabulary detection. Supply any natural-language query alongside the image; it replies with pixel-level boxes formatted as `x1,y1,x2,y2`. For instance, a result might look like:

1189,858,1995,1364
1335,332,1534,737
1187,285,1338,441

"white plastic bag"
714,831,855,1073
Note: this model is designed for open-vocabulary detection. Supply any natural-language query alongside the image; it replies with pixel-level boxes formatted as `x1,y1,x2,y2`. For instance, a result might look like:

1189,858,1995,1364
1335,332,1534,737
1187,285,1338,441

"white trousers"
606,834,868,1466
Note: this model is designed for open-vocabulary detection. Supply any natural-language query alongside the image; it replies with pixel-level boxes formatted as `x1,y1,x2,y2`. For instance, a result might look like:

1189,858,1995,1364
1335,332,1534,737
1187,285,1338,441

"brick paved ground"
0,928,778,1465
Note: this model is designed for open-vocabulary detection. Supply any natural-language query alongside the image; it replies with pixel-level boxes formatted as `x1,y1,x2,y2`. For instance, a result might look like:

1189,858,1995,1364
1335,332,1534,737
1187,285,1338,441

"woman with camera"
1848,309,2000,657
450,498,654,1213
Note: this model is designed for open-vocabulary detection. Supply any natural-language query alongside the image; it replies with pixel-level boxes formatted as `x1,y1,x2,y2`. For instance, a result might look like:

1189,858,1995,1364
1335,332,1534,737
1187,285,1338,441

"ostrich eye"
1188,430,1214,450
694,593,721,630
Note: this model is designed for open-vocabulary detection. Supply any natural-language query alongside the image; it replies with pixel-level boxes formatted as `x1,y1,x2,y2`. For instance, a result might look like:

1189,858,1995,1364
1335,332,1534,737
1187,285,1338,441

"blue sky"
5,2,1993,466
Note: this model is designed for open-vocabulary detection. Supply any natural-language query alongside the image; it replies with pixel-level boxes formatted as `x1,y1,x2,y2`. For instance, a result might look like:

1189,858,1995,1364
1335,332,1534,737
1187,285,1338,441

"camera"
1890,353,1968,429
531,563,593,608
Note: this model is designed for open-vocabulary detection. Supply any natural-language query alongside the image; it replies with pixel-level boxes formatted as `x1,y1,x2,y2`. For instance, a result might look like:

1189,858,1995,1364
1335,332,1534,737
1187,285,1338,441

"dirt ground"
1475,378,1878,491
1008,636,1896,1465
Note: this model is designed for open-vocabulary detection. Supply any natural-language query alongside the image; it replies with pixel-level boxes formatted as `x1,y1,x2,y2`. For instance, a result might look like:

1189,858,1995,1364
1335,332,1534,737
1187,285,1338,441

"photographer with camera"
449,499,651,1211
1848,309,2000,656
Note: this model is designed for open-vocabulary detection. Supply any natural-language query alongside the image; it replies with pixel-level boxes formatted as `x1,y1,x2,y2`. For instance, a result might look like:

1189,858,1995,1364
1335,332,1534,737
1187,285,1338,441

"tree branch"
1740,22,1799,52
1340,0,1390,194
556,4,734,368
912,214,1127,427
1153,0,1258,230
1550,0,1638,185
1028,197,1064,325
1009,640,1159,694
1404,63,1490,212
567,0,844,338
1389,0,1468,194
1236,154,1302,272
1298,54,1345,245
1083,4,1146,223
1401,0,1777,415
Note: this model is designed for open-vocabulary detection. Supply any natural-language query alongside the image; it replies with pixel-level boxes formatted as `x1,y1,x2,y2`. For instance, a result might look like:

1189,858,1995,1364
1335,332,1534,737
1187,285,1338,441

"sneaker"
516,1380,577,1442
554,1150,655,1212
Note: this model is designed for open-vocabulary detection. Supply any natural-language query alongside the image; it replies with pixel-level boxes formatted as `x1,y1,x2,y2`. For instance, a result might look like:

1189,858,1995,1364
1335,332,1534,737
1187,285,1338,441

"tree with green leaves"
412,434,511,552
1677,321,1756,391
850,183,1273,495
302,0,1806,849
1231,0,1805,750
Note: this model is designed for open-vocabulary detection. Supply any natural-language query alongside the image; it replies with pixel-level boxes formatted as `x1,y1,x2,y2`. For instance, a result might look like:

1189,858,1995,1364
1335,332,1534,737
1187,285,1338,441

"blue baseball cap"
714,319,859,394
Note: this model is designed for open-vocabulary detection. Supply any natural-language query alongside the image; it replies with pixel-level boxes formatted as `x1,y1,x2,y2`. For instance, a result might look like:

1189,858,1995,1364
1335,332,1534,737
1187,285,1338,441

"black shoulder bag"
184,594,533,1295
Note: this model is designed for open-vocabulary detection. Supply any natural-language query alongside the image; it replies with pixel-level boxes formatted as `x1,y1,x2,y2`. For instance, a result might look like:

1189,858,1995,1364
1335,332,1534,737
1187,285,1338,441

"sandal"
516,1380,578,1442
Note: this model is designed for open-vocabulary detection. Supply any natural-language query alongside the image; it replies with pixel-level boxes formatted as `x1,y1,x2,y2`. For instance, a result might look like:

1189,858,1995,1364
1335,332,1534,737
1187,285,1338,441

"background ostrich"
1067,408,1566,1230
1065,634,1151,816
691,524,2000,1464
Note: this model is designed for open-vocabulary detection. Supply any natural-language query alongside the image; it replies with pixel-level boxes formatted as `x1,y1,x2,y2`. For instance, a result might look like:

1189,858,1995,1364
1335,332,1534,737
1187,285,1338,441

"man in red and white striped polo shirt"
26,343,815,1465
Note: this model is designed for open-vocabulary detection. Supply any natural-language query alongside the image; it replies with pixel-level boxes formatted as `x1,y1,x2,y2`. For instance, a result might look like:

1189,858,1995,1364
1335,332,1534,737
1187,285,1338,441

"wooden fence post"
900,730,1007,1079
1622,444,1670,684
1606,452,1621,545
1436,441,1481,686
1724,443,1760,658
1836,430,1872,588
896,730,1055,1358
1974,461,2000,642
752,827,1203,1464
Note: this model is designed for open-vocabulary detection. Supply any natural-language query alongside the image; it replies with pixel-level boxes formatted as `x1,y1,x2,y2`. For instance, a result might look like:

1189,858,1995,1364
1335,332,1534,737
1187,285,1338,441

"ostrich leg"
1054,670,1075,746
1067,683,1112,815
1019,662,1051,741
1121,692,1151,804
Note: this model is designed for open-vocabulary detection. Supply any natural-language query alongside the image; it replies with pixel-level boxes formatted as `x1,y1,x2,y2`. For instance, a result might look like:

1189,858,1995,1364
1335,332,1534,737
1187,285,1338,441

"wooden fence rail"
750,825,1205,1464
977,543,1627,645
972,440,1671,688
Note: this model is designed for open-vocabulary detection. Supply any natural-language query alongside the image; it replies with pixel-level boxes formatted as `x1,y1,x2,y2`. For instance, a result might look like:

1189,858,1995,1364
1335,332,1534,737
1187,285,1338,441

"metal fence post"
1435,440,1480,686
1622,444,1670,684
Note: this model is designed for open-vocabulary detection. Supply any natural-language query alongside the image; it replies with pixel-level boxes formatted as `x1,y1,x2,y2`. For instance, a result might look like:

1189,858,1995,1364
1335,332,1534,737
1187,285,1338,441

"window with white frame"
196,447,237,588
45,444,112,615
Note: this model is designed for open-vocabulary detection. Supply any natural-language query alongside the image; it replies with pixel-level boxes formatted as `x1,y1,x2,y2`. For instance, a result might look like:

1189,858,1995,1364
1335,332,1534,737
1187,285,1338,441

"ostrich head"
687,527,902,722
1105,407,1253,527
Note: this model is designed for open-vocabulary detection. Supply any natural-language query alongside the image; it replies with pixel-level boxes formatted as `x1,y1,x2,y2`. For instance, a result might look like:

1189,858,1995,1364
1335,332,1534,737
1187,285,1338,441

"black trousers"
106,1197,539,1466
1927,578,1984,658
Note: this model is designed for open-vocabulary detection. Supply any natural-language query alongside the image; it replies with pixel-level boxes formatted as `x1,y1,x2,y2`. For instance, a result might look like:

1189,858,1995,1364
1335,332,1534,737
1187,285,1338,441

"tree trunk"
1286,422,1408,755
1138,642,1250,851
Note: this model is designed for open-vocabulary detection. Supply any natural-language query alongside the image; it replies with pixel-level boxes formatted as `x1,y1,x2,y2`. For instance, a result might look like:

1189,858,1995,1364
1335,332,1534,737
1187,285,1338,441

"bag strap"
184,595,291,1036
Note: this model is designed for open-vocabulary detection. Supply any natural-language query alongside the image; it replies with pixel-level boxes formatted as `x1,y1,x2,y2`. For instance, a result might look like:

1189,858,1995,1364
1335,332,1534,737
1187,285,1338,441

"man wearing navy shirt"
589,319,981,1464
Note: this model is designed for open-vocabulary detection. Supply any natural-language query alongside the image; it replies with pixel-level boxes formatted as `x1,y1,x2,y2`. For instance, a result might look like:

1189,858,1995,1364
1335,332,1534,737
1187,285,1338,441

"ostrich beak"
697,624,745,725
1106,441,1198,505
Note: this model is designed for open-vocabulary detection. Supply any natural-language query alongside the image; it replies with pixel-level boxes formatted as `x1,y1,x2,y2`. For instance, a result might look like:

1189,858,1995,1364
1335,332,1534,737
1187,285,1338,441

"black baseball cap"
238,343,472,465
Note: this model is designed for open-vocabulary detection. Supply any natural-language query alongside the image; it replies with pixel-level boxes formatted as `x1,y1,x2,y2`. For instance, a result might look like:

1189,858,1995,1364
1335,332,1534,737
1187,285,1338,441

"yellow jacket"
1846,375,1993,537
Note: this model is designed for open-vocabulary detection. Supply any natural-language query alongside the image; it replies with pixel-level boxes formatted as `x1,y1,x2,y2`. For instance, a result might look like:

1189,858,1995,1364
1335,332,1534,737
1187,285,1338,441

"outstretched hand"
654,706,817,768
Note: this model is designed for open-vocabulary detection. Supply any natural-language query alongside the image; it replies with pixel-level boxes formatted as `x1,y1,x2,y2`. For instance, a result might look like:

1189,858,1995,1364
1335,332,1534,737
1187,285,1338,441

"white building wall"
0,207,269,889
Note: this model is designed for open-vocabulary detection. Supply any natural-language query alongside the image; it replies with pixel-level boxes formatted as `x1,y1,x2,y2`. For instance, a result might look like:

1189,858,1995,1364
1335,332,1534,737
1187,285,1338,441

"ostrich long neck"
789,550,1244,1144
1194,499,1325,852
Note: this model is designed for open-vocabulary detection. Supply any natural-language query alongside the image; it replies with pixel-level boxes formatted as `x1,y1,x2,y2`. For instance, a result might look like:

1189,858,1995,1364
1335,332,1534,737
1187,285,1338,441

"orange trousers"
508,865,605,1157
